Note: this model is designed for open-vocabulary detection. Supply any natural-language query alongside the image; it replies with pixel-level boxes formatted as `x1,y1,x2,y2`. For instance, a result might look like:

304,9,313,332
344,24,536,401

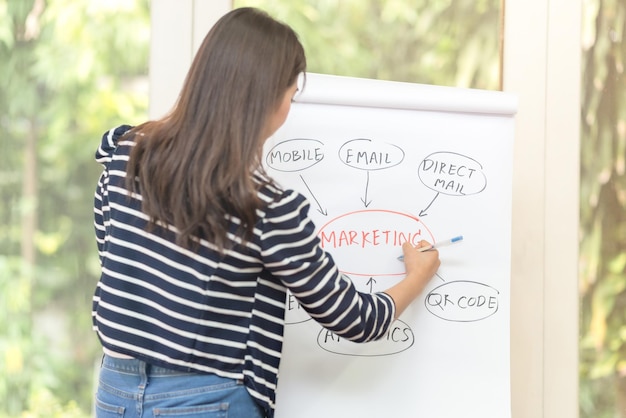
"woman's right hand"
383,240,441,319
401,240,441,281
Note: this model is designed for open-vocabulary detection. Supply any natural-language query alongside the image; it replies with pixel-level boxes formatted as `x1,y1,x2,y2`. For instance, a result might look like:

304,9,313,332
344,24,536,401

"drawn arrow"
419,192,440,217
367,277,377,293
300,175,328,216
361,171,372,207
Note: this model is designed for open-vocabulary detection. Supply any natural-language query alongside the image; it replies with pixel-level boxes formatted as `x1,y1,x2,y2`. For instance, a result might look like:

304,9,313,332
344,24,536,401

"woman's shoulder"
95,124,134,163
257,181,310,218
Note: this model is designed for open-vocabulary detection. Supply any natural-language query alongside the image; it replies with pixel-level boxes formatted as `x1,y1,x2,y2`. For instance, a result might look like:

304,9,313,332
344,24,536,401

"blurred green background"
0,0,621,416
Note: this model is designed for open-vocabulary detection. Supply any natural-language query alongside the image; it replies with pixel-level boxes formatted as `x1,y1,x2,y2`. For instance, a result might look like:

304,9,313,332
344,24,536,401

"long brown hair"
126,7,306,250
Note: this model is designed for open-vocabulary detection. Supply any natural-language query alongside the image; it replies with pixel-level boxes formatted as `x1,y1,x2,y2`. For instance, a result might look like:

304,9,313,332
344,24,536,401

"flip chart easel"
264,73,517,418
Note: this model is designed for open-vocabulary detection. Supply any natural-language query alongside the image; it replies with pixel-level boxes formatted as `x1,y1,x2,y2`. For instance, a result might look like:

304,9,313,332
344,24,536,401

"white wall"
149,0,231,119
149,1,581,416
503,0,580,417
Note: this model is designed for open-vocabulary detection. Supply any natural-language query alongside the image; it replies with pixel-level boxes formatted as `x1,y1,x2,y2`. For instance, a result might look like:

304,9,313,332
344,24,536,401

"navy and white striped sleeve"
259,189,396,343
96,125,133,165
94,125,133,262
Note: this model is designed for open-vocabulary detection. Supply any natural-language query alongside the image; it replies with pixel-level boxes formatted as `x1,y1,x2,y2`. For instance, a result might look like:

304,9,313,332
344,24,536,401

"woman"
92,7,440,418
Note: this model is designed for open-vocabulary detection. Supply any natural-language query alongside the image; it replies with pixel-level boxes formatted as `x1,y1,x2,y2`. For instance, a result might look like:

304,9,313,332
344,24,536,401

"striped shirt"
92,125,396,416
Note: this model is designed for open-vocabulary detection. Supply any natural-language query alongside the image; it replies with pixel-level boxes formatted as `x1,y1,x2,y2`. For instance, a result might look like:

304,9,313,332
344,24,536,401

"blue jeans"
95,355,265,418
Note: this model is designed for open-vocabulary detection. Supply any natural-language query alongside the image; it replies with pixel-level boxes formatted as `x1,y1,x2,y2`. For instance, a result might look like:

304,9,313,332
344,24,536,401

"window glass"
580,1,626,417
0,0,149,416
234,0,502,90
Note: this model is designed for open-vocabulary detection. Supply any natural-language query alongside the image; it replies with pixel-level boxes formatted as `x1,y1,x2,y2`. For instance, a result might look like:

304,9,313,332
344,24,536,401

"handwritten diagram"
268,73,515,418
265,136,501,358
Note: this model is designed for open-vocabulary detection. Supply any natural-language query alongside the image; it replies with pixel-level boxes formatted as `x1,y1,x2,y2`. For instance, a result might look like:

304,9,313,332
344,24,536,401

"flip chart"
264,73,517,418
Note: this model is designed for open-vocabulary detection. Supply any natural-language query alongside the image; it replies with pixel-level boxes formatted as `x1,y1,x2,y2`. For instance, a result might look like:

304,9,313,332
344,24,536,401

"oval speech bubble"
265,138,324,172
424,280,499,322
285,291,312,325
339,138,405,171
317,319,414,356
317,209,434,277
418,151,486,196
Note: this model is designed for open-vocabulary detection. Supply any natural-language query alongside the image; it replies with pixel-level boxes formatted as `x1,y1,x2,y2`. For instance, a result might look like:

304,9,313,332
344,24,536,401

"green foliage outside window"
580,1,626,417
4,0,624,417
0,0,149,416
235,0,501,90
